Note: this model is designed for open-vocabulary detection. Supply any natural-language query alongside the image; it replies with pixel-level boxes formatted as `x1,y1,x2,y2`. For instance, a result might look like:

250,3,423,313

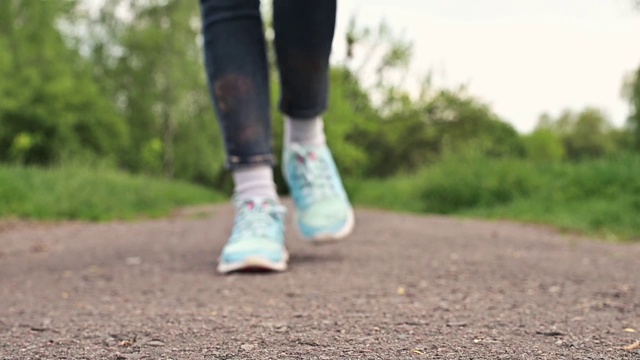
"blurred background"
0,0,639,240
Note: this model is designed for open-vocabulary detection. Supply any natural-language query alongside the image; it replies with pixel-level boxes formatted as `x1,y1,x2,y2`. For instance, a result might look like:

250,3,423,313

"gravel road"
1,203,639,359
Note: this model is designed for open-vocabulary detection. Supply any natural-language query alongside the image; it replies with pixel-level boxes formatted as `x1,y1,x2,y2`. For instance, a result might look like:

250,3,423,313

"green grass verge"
0,165,224,221
348,153,640,241
4,155,639,241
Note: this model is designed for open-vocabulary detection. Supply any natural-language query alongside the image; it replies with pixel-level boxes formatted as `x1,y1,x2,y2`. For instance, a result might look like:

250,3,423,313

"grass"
3,154,639,241
0,165,224,221
348,153,640,241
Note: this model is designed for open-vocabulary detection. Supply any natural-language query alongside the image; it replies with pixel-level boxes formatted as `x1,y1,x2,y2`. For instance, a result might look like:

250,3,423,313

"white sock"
232,165,278,202
284,116,326,147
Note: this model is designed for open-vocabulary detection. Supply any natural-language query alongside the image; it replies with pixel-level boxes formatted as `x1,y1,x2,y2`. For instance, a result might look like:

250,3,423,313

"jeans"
200,0,336,169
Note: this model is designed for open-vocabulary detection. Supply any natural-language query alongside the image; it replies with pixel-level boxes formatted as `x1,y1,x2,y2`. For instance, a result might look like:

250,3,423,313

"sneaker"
283,143,355,242
217,197,288,273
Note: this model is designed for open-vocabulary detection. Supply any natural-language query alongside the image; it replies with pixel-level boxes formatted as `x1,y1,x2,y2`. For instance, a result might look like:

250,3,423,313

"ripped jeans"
200,0,336,169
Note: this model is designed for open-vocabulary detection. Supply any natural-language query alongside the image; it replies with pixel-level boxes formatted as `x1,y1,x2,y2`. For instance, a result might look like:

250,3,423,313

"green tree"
88,0,224,182
623,67,640,150
343,17,414,115
537,108,618,160
428,90,524,159
335,18,522,176
523,128,566,162
0,0,127,165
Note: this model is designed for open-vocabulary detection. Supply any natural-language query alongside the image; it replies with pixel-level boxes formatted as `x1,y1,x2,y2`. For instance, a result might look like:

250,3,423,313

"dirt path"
1,203,639,359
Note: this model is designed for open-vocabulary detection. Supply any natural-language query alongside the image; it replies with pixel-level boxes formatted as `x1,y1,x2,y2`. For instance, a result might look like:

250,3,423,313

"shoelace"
231,198,285,242
288,144,337,203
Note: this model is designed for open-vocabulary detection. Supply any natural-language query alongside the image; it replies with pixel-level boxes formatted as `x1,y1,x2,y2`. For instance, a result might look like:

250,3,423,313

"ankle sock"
284,115,326,146
232,165,278,202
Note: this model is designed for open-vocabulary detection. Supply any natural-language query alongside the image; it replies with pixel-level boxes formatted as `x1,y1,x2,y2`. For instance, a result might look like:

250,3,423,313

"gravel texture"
1,202,639,359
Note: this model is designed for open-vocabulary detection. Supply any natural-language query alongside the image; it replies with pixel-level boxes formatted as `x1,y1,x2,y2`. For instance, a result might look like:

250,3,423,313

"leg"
274,1,354,242
273,0,336,118
200,0,286,273
200,0,273,169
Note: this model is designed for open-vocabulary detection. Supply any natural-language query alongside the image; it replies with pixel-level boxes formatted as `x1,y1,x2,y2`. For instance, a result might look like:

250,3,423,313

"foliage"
350,153,640,240
0,0,127,165
343,86,525,177
344,17,414,113
623,67,640,150
534,108,621,160
340,19,524,176
87,0,224,181
523,128,565,162
0,164,221,221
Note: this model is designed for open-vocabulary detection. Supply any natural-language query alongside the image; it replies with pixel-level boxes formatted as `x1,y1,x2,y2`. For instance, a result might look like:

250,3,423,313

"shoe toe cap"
298,198,352,230
221,240,286,263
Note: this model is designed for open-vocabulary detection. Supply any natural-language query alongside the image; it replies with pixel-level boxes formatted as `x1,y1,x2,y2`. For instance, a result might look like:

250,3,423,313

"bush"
523,129,565,162
350,153,640,240
419,156,542,213
0,164,222,221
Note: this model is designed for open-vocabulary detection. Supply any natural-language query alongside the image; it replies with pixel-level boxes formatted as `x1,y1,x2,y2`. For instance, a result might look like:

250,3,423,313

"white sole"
217,252,289,274
296,208,355,244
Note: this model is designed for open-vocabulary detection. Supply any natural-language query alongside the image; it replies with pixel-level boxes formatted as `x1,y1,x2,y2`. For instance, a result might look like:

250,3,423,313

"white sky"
334,0,640,133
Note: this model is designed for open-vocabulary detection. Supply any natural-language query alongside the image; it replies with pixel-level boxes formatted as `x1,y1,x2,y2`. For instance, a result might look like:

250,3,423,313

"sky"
333,0,640,133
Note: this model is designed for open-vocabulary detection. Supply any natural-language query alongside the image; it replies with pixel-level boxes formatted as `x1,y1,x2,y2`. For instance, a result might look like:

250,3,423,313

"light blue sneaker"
217,197,288,273
283,143,355,242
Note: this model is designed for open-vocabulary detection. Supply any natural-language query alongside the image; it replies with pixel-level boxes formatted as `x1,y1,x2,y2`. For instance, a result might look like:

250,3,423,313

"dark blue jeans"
200,0,336,169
